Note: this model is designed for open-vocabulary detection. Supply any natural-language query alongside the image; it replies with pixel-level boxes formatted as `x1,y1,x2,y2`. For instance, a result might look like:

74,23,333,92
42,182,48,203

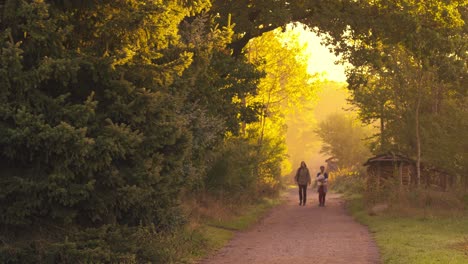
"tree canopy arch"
211,0,466,71
211,0,467,182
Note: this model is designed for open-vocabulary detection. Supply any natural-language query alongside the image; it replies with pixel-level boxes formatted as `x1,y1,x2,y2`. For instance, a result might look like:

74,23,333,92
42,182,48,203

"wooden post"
465,174,468,193
408,165,412,187
377,162,381,191
366,167,371,191
464,173,468,193
444,173,449,192
399,162,403,187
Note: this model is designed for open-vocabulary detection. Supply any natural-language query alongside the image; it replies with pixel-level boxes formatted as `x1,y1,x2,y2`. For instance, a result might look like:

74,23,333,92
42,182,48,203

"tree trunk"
380,104,385,153
240,95,247,136
258,108,266,147
415,75,422,187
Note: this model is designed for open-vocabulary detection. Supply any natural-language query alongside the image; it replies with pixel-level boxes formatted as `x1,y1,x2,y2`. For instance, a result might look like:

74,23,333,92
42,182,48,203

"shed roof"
363,153,414,166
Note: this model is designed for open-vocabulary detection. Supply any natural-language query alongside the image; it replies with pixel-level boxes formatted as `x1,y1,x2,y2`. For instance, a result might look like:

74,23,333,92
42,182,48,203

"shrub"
330,167,367,195
0,224,208,264
204,138,259,197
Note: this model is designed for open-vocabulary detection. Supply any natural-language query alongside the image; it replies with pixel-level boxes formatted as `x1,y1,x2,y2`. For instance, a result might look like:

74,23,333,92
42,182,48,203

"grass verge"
345,194,468,264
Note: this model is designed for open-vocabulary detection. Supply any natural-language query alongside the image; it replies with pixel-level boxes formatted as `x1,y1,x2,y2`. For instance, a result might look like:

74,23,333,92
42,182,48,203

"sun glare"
294,26,349,83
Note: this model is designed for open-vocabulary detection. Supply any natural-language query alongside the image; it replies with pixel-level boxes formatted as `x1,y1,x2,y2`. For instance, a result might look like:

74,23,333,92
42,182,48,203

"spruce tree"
0,0,212,262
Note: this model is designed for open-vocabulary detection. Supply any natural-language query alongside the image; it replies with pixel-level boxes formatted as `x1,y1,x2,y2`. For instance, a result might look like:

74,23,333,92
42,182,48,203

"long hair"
297,161,307,175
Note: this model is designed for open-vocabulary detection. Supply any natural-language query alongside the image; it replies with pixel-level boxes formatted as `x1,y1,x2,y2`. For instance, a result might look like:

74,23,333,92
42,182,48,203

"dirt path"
201,189,380,264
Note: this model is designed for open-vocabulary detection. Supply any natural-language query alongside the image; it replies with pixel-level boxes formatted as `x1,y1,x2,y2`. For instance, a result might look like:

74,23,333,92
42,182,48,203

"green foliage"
174,13,264,192
211,0,467,185
420,99,468,178
204,138,258,195
0,0,209,224
339,1,467,186
178,13,264,135
330,168,367,195
0,0,269,259
315,113,372,167
243,27,319,192
0,0,256,262
0,224,208,264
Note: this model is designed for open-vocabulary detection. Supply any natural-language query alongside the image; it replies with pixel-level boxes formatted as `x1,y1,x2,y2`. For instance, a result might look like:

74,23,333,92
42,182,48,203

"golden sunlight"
294,25,349,83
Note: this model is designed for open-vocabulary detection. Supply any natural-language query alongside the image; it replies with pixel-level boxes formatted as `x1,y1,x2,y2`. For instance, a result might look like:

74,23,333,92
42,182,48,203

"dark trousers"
298,184,307,204
318,186,326,205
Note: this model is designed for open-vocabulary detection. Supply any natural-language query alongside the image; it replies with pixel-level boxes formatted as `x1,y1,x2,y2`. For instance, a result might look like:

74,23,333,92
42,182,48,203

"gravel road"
201,189,380,264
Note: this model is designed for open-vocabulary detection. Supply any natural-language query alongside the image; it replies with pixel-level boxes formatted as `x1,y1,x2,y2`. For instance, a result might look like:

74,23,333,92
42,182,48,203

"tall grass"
331,167,466,216
173,191,284,263
329,167,366,195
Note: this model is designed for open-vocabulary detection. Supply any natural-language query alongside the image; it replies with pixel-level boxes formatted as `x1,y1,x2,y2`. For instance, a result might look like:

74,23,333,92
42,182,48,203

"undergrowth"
176,191,284,263
331,168,468,264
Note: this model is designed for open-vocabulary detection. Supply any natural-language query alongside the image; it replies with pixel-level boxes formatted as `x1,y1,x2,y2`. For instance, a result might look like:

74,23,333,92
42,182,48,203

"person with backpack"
294,161,311,206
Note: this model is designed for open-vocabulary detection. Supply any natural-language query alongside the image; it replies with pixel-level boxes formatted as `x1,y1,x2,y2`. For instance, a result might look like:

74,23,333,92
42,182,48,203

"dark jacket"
295,167,311,185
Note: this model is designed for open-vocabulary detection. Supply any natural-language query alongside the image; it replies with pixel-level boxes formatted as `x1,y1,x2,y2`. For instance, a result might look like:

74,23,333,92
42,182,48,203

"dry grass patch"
452,237,468,256
177,191,284,263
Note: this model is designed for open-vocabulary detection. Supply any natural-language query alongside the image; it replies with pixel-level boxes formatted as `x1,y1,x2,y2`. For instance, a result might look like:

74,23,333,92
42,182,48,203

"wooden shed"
325,157,339,172
363,154,415,189
422,166,455,191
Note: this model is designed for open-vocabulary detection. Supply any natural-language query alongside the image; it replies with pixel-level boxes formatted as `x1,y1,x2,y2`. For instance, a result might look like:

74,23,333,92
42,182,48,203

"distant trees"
315,113,372,168
211,0,467,189
244,28,319,191
343,1,467,187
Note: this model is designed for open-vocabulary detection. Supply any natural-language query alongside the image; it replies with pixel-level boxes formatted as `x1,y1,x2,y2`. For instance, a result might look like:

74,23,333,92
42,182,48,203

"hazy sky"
295,27,348,83
284,26,353,171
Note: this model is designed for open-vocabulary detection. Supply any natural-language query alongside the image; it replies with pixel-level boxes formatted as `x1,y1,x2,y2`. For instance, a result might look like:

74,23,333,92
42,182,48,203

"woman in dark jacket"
294,161,311,206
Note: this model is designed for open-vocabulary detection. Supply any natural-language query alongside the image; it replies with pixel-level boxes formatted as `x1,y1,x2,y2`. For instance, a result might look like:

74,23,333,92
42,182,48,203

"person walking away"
316,166,329,207
295,161,311,206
